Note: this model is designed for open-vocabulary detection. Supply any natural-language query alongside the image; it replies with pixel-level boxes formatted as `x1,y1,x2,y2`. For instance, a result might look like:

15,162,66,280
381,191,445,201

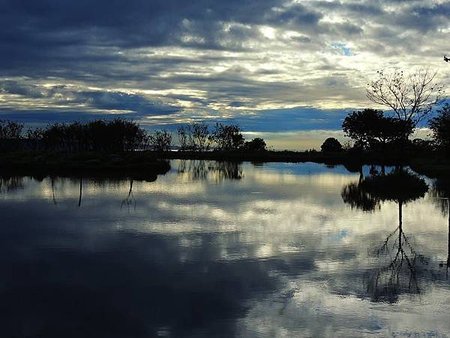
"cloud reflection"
1,161,449,336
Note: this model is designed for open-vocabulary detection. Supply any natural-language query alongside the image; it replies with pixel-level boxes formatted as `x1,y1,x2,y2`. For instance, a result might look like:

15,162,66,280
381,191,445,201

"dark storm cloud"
1,0,447,69
0,0,271,69
0,0,449,134
0,0,331,75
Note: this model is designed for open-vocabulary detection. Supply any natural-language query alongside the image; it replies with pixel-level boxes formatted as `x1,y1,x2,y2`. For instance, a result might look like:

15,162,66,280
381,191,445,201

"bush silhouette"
321,137,342,152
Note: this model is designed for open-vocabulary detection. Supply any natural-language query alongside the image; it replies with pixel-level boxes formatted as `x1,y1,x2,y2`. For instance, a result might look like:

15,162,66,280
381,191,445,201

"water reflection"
50,177,57,205
177,160,243,181
341,167,428,212
121,179,136,210
341,169,431,302
43,175,158,208
1,162,450,337
0,176,24,193
430,177,450,278
366,201,426,303
78,177,83,207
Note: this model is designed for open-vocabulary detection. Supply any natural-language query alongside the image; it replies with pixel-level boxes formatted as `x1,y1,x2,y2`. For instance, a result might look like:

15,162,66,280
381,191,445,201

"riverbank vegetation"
0,70,448,179
0,114,448,179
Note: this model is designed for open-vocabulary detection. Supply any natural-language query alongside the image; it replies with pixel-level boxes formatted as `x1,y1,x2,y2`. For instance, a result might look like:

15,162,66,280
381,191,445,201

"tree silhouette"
149,130,172,152
367,69,442,129
429,104,450,155
243,138,267,152
320,137,342,152
38,119,147,153
0,120,24,151
342,169,430,302
177,123,210,151
210,123,244,151
342,109,413,150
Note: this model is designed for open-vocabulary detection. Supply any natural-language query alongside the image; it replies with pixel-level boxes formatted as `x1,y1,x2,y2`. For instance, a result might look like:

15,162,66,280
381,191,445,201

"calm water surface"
1,160,450,337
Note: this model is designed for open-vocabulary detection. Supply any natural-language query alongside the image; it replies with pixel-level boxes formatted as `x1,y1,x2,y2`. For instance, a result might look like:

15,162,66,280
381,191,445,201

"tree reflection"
341,182,380,212
51,177,58,205
177,160,243,181
342,168,429,302
209,161,243,181
430,178,450,278
61,175,159,208
343,162,364,182
121,179,136,210
178,160,208,180
78,177,83,207
0,176,24,193
366,199,428,302
341,168,428,212
440,199,450,278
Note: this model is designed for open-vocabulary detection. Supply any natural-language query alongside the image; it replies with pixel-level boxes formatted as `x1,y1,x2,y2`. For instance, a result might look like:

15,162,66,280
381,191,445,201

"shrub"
321,137,342,152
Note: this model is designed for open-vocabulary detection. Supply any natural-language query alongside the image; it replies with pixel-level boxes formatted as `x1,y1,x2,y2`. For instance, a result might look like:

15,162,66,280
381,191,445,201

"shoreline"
0,150,448,180
0,151,171,181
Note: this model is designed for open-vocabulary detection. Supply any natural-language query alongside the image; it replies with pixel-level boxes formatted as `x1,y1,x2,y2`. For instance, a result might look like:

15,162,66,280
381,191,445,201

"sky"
0,0,450,149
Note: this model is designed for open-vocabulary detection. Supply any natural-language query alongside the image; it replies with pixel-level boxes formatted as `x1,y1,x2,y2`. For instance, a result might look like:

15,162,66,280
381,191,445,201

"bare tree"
367,69,443,127
177,123,210,151
149,130,172,152
177,125,189,151
190,122,210,151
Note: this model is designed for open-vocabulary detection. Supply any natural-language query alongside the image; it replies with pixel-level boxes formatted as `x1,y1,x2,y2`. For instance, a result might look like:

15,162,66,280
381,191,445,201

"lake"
1,160,449,337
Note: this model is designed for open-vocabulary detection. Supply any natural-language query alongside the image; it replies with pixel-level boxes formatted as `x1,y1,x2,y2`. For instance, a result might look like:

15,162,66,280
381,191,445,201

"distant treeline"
0,119,146,152
176,122,266,152
0,119,267,153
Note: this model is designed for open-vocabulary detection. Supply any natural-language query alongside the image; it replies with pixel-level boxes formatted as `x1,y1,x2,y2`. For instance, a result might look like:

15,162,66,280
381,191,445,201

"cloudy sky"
1,0,449,149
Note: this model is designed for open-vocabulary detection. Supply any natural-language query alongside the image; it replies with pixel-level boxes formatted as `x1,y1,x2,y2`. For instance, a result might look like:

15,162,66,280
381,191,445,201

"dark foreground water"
1,160,450,337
